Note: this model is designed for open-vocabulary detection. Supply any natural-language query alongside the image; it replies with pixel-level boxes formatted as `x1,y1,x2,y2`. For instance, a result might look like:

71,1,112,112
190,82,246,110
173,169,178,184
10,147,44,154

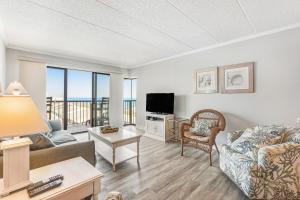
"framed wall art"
219,62,254,94
194,67,218,94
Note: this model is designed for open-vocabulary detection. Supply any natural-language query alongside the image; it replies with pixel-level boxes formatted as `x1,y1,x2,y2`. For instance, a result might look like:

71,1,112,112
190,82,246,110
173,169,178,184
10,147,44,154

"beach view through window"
123,79,137,125
46,67,111,132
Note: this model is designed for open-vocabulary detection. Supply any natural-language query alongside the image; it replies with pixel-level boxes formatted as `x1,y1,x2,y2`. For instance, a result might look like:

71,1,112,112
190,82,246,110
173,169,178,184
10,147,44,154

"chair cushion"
50,130,77,145
183,131,209,142
190,119,218,137
230,125,286,160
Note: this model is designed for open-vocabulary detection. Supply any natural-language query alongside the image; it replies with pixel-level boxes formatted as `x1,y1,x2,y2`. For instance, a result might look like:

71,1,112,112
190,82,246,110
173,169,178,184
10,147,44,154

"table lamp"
0,81,49,195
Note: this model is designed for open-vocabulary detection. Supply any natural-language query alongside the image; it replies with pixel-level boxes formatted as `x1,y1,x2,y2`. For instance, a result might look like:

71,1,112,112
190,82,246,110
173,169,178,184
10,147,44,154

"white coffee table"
87,127,143,171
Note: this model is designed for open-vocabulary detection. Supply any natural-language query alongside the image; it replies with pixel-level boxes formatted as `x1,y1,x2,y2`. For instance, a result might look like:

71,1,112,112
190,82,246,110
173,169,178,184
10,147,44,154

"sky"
123,79,137,99
46,68,136,99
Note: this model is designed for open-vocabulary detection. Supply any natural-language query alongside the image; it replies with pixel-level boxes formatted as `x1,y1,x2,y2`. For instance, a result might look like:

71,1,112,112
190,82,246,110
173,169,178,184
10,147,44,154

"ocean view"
49,97,136,101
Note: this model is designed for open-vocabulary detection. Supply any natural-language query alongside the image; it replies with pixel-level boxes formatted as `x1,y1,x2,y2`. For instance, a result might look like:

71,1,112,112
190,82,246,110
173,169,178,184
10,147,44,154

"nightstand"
0,157,103,200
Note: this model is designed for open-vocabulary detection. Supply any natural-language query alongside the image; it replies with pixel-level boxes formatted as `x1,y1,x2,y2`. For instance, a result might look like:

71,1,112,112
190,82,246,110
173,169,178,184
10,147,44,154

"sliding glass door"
46,67,66,128
67,70,93,132
92,73,110,127
46,67,110,132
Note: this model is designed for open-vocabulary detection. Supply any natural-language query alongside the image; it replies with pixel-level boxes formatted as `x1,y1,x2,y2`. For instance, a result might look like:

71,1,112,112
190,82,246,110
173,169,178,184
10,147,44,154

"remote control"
27,179,63,197
27,174,64,191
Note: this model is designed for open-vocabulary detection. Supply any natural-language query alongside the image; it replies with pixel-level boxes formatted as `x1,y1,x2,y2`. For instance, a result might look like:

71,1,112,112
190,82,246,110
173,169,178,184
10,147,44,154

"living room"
0,1,300,200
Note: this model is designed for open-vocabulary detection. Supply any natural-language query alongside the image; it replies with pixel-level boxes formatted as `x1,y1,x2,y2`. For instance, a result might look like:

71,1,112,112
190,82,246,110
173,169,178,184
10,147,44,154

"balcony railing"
46,97,136,130
123,99,136,125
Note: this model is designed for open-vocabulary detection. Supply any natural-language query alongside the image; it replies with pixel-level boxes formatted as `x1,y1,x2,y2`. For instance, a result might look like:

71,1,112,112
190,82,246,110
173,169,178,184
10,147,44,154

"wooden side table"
0,157,103,200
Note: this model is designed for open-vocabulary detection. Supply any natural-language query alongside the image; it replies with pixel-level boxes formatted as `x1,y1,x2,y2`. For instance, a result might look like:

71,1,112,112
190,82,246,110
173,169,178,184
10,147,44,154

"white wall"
6,48,125,84
0,38,5,92
130,28,300,144
109,73,124,127
6,49,125,124
19,60,47,116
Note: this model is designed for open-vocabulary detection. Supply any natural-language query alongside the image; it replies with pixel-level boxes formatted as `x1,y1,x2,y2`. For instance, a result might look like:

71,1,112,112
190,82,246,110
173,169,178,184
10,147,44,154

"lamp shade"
0,96,49,137
5,81,28,96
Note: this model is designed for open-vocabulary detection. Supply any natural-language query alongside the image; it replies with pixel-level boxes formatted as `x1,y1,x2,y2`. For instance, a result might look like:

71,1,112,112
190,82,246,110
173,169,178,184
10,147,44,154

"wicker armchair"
180,109,226,166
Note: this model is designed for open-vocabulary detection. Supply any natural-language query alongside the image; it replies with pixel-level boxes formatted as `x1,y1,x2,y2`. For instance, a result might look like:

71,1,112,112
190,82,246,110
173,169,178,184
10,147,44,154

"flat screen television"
146,93,174,114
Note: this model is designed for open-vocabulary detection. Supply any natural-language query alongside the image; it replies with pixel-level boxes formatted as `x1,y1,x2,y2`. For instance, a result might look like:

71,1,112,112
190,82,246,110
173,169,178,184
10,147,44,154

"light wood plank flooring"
75,129,247,200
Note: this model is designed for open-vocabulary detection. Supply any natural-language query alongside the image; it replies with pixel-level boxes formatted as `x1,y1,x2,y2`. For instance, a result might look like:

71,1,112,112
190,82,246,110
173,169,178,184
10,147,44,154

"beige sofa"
0,119,96,178
0,140,96,178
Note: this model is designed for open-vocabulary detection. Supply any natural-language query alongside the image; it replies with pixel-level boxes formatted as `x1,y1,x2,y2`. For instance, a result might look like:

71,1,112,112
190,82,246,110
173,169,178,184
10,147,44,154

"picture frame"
219,62,254,94
194,67,218,94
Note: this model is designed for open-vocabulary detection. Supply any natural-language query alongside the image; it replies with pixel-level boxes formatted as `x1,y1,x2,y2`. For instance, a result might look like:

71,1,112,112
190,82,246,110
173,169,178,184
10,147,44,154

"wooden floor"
75,129,248,200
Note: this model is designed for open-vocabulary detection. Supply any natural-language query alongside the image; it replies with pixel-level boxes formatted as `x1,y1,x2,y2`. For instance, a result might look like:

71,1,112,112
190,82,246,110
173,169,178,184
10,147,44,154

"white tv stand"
144,112,174,142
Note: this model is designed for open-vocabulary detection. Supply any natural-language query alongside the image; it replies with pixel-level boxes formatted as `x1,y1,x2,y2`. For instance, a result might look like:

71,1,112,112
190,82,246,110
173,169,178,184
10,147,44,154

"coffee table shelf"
95,141,137,165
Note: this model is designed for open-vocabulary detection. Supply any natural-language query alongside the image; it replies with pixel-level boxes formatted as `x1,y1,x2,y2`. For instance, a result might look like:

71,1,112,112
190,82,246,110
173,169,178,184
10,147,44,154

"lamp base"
0,137,32,196
0,180,31,196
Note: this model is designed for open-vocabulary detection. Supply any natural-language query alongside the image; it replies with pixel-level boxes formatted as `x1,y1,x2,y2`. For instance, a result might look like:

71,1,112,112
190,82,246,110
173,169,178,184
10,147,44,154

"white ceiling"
0,0,300,68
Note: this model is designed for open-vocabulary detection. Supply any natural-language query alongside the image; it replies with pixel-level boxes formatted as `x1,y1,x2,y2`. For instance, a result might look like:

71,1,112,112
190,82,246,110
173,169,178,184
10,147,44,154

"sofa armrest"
258,143,300,168
0,141,96,178
227,129,244,145
257,143,300,199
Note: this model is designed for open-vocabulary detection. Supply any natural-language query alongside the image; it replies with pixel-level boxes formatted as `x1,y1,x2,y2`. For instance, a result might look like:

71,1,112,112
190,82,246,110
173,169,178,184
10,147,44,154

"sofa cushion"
50,130,77,145
252,125,287,140
190,119,218,137
23,133,55,151
230,125,286,160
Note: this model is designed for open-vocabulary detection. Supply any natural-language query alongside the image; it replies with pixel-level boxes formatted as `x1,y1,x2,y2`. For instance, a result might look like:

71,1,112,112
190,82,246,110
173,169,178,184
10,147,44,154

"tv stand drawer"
146,121,164,137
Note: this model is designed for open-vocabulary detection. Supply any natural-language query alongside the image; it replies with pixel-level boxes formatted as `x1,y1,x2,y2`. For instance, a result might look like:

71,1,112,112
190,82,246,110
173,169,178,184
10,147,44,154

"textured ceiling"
0,0,300,68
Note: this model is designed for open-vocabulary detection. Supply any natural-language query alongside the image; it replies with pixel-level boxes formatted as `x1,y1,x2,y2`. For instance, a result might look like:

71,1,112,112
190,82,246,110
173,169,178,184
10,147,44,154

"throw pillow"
46,120,53,132
230,125,286,160
48,119,62,132
283,129,300,144
21,133,55,151
190,119,218,137
254,125,287,139
50,131,77,145
44,120,54,138
231,134,281,160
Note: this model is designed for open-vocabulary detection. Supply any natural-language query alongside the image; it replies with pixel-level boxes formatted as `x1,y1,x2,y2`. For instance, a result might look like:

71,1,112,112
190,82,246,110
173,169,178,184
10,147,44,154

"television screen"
146,93,174,114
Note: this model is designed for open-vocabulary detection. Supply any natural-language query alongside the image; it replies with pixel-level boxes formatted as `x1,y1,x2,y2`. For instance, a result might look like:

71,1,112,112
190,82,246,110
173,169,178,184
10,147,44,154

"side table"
166,118,189,142
0,157,103,200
